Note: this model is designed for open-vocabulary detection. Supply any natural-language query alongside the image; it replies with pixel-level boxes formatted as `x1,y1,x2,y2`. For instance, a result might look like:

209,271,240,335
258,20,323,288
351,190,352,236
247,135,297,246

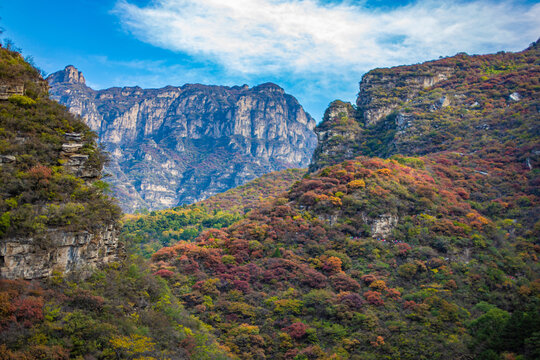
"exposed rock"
370,214,398,238
46,65,85,85
509,92,521,101
309,101,361,172
64,132,83,141
0,155,16,164
0,83,24,100
395,112,414,131
61,143,84,153
357,66,454,125
0,224,121,279
430,96,451,111
48,67,317,212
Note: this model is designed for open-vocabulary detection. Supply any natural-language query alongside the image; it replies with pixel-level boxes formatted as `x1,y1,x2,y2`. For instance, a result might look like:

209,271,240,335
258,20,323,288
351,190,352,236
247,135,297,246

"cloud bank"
113,0,540,76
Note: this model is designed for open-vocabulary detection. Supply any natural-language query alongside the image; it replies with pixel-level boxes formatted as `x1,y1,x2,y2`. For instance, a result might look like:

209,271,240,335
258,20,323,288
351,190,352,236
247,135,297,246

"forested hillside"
0,45,232,359
122,168,305,257
139,42,539,359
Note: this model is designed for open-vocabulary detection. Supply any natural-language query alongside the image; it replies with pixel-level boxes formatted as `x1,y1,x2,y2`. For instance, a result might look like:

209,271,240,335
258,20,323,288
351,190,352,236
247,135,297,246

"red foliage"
445,280,458,289
330,273,361,292
177,255,201,274
282,322,308,339
338,292,364,310
27,164,52,183
455,187,470,199
403,300,418,310
180,335,198,355
300,267,327,288
152,247,177,261
385,288,401,299
364,291,384,306
396,243,411,256
70,290,105,311
360,274,377,285
232,280,250,293
371,335,385,347
13,296,44,327
322,256,342,274
153,269,175,278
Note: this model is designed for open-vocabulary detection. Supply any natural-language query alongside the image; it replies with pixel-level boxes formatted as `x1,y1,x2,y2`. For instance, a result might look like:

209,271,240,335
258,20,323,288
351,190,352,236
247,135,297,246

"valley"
0,39,539,360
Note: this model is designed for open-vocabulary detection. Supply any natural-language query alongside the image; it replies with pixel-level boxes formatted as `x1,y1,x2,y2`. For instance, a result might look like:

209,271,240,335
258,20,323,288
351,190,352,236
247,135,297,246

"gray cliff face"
0,132,122,280
0,224,120,279
48,67,317,212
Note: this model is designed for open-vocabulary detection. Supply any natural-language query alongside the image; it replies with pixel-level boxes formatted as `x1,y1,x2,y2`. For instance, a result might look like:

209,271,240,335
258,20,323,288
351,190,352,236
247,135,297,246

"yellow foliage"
110,334,155,356
347,179,366,189
377,168,392,176
369,280,387,291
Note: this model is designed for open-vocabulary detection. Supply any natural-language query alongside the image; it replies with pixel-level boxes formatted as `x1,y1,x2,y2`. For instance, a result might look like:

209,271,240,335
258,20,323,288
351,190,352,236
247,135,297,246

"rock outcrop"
309,100,362,172
0,224,119,279
48,68,317,212
0,46,122,280
357,65,454,125
309,42,540,171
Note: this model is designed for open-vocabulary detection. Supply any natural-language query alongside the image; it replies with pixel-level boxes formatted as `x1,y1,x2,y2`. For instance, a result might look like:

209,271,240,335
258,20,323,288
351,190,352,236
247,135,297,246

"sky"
1,0,539,121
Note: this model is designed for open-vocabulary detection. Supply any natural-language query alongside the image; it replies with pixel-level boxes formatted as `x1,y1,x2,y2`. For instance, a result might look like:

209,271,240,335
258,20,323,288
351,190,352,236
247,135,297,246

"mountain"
129,43,538,359
2,40,539,360
310,41,539,172
0,47,122,279
0,46,232,359
47,68,317,212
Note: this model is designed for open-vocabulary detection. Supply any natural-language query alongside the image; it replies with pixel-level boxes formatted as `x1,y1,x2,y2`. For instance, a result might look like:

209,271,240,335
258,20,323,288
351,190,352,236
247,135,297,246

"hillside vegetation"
141,42,539,359
122,168,305,257
1,41,539,360
149,155,539,359
0,45,232,359
0,47,121,239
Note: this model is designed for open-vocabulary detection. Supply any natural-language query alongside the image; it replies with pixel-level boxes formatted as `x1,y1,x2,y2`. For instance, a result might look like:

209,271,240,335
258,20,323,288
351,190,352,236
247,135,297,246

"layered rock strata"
0,224,119,279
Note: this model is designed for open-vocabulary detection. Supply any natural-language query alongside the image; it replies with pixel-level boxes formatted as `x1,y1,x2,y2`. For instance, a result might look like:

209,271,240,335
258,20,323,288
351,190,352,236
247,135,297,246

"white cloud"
113,0,540,76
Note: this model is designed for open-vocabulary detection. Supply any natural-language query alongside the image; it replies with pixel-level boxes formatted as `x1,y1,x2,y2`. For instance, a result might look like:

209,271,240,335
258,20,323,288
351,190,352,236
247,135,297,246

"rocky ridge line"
48,67,317,212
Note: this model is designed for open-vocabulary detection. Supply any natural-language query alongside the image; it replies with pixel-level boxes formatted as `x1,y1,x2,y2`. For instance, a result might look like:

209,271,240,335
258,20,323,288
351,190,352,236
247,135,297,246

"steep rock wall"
48,68,317,212
0,224,119,279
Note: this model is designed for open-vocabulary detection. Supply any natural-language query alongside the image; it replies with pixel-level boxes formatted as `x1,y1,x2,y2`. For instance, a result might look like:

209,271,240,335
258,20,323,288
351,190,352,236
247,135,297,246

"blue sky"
1,0,539,121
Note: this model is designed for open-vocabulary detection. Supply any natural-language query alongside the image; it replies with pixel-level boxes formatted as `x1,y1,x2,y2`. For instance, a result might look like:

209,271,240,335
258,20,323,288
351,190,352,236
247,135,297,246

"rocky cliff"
48,68,317,212
0,129,122,280
310,41,540,171
1,224,119,279
0,47,122,279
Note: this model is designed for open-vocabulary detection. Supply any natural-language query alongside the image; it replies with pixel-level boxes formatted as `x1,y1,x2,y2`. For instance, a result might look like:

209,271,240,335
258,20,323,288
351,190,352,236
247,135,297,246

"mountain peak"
47,65,86,85
252,82,284,93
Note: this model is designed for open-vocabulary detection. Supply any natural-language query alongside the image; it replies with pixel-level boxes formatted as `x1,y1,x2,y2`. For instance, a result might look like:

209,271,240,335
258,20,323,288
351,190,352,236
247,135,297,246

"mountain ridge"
310,40,539,172
47,68,317,212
